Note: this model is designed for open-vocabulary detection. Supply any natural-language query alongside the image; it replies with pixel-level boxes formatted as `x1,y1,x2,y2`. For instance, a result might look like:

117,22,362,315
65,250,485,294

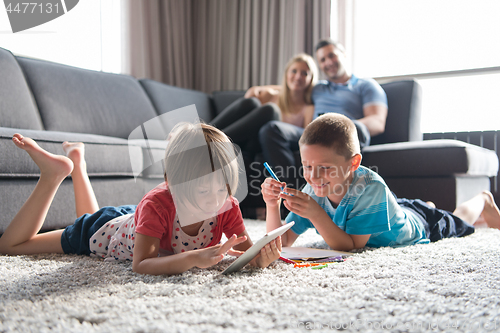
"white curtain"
123,0,331,93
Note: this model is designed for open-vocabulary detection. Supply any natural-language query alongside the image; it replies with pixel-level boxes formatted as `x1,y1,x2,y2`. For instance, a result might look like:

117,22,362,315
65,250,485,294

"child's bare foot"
426,201,436,208
480,191,500,229
12,134,73,182
473,214,489,228
62,141,86,172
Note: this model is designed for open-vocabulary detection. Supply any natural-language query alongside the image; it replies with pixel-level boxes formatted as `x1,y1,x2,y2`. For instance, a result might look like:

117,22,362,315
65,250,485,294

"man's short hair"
299,113,360,159
314,39,346,54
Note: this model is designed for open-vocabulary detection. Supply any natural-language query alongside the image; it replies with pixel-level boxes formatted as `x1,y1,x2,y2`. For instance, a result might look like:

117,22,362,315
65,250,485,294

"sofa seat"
0,128,143,177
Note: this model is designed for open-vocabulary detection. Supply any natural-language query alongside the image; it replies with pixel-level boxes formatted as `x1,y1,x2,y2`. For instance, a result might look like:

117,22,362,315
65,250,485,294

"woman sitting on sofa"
211,53,318,155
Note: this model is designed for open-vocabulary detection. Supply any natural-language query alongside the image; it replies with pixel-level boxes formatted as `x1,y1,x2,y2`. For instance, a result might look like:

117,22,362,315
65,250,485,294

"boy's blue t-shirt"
285,166,429,248
311,75,388,121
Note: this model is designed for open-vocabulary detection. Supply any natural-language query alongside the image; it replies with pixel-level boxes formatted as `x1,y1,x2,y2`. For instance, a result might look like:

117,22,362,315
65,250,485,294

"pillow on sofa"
17,57,159,140
140,79,216,123
211,90,246,115
0,47,43,130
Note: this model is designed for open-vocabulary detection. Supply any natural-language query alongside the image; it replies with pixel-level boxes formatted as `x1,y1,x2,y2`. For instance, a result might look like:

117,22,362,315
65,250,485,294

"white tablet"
222,221,295,275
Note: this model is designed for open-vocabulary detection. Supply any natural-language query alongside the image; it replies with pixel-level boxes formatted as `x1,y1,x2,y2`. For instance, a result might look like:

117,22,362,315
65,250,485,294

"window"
0,0,122,73
332,0,500,133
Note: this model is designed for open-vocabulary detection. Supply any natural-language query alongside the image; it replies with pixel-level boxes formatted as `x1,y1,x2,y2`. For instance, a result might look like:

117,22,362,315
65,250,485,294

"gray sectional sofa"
0,46,498,234
0,46,218,233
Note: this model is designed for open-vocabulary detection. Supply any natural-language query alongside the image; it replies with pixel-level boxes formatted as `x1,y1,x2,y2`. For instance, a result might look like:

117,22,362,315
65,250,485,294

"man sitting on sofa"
258,39,388,187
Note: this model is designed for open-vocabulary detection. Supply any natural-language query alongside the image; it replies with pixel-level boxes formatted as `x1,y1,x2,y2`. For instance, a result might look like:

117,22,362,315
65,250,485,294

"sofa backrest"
140,79,216,123
371,79,422,145
211,90,246,115
0,47,43,130
16,57,160,139
213,80,422,146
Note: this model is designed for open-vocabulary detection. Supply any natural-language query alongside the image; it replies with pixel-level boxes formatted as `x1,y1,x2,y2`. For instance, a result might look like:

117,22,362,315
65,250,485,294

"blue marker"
263,162,291,195
263,162,280,182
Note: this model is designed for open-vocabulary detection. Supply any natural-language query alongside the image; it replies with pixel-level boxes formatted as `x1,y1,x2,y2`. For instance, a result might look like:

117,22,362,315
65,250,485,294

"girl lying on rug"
0,123,281,275
262,113,500,251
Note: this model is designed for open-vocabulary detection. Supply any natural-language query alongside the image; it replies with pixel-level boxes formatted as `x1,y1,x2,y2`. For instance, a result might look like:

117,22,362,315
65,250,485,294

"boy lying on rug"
0,123,281,275
262,113,500,251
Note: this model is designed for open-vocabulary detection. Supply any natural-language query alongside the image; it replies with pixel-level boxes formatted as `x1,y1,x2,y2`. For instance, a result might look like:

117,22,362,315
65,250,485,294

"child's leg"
453,191,500,229
0,134,73,255
62,142,99,217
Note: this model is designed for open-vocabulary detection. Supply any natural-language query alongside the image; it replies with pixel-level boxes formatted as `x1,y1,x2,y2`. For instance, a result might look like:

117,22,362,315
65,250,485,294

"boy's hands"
261,178,287,207
280,188,323,220
194,234,247,269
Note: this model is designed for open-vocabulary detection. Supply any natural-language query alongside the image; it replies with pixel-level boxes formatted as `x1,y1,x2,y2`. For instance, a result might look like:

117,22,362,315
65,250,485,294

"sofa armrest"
372,80,423,145
362,139,499,178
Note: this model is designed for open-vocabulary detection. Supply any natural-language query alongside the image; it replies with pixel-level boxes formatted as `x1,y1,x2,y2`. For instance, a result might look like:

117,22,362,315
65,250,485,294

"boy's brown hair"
299,113,360,160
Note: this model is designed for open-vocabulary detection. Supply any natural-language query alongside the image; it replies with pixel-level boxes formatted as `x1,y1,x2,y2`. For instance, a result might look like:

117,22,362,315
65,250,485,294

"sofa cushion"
16,57,159,139
0,128,142,178
211,90,246,115
140,79,215,123
0,47,43,130
127,138,168,179
0,178,150,233
362,139,499,178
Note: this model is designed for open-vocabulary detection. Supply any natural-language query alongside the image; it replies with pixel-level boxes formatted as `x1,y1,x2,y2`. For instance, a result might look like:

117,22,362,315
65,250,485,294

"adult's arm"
244,85,281,105
358,104,388,136
356,78,389,136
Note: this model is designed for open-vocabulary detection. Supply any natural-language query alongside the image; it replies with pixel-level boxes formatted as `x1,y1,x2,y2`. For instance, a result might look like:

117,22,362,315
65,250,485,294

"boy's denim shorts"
61,205,137,255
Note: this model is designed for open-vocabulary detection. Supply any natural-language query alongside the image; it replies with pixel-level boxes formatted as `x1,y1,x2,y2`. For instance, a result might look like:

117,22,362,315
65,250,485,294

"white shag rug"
1,220,500,333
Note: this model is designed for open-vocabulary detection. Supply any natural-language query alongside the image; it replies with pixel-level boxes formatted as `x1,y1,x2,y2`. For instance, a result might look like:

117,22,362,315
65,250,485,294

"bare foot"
480,191,500,229
473,214,489,228
12,134,73,182
62,141,86,172
426,201,436,208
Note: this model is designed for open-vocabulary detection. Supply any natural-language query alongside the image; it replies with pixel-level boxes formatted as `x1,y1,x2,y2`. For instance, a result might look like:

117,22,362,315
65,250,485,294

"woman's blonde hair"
163,123,239,206
278,53,318,115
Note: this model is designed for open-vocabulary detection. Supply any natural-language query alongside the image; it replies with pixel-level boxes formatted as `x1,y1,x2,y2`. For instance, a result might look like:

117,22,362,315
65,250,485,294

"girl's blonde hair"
278,53,318,115
163,123,239,206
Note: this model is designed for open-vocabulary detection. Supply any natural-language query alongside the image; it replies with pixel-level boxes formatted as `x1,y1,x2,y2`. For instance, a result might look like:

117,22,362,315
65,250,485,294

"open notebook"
280,247,352,261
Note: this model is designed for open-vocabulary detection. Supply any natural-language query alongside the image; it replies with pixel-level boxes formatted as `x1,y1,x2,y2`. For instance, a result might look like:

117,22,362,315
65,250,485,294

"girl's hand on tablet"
250,236,282,268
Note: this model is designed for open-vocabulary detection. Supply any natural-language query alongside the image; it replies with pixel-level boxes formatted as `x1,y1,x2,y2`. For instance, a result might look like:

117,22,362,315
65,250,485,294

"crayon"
279,257,296,264
263,162,280,182
293,262,339,268
293,263,324,268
